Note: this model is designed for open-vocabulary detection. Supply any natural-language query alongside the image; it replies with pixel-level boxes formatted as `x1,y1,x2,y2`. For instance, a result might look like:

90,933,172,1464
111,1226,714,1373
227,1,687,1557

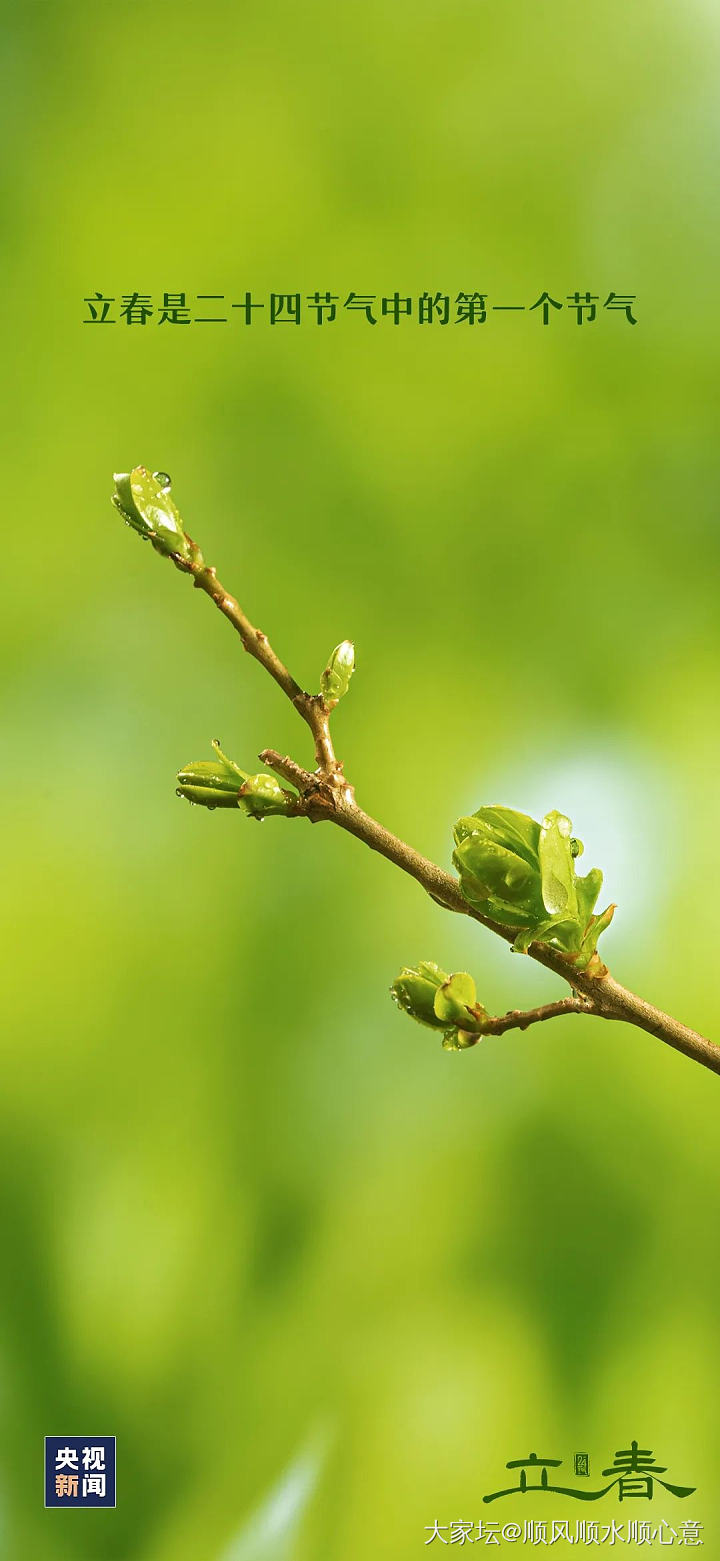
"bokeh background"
2,1,720,1556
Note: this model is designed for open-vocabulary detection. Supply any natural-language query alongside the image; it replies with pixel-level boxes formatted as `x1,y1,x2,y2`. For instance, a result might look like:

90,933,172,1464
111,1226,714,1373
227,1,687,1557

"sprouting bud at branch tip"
433,972,487,1032
390,962,486,1049
176,760,244,808
391,962,449,1030
175,742,298,819
453,803,614,964
112,467,202,567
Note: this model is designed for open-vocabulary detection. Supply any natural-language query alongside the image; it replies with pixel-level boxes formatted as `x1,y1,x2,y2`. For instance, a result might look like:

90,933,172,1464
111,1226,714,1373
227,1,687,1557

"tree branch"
462,997,594,1043
170,545,720,1078
190,566,342,775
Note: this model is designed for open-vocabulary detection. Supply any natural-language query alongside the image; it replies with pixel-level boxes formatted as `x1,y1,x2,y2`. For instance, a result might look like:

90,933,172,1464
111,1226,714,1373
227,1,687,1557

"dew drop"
153,471,172,491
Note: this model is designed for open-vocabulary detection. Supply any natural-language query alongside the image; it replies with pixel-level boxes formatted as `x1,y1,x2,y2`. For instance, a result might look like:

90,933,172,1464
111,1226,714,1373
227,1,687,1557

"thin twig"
188,561,342,775
463,996,594,1044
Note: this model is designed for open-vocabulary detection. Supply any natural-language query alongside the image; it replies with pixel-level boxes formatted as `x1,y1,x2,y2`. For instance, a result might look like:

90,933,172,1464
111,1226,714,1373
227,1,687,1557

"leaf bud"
176,760,245,807
433,972,487,1032
320,640,355,705
238,774,297,819
390,961,450,1029
112,468,201,565
442,1030,481,1052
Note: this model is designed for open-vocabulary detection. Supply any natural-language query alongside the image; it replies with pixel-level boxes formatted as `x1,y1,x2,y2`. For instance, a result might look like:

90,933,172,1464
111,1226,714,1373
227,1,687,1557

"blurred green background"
2,0,720,1555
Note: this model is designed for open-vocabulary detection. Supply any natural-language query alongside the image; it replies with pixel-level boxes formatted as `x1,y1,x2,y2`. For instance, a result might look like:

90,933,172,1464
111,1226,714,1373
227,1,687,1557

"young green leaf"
576,902,617,968
390,962,450,1029
434,971,487,1031
457,806,541,867
453,836,541,923
575,866,603,927
112,468,200,564
454,804,615,963
538,811,578,917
